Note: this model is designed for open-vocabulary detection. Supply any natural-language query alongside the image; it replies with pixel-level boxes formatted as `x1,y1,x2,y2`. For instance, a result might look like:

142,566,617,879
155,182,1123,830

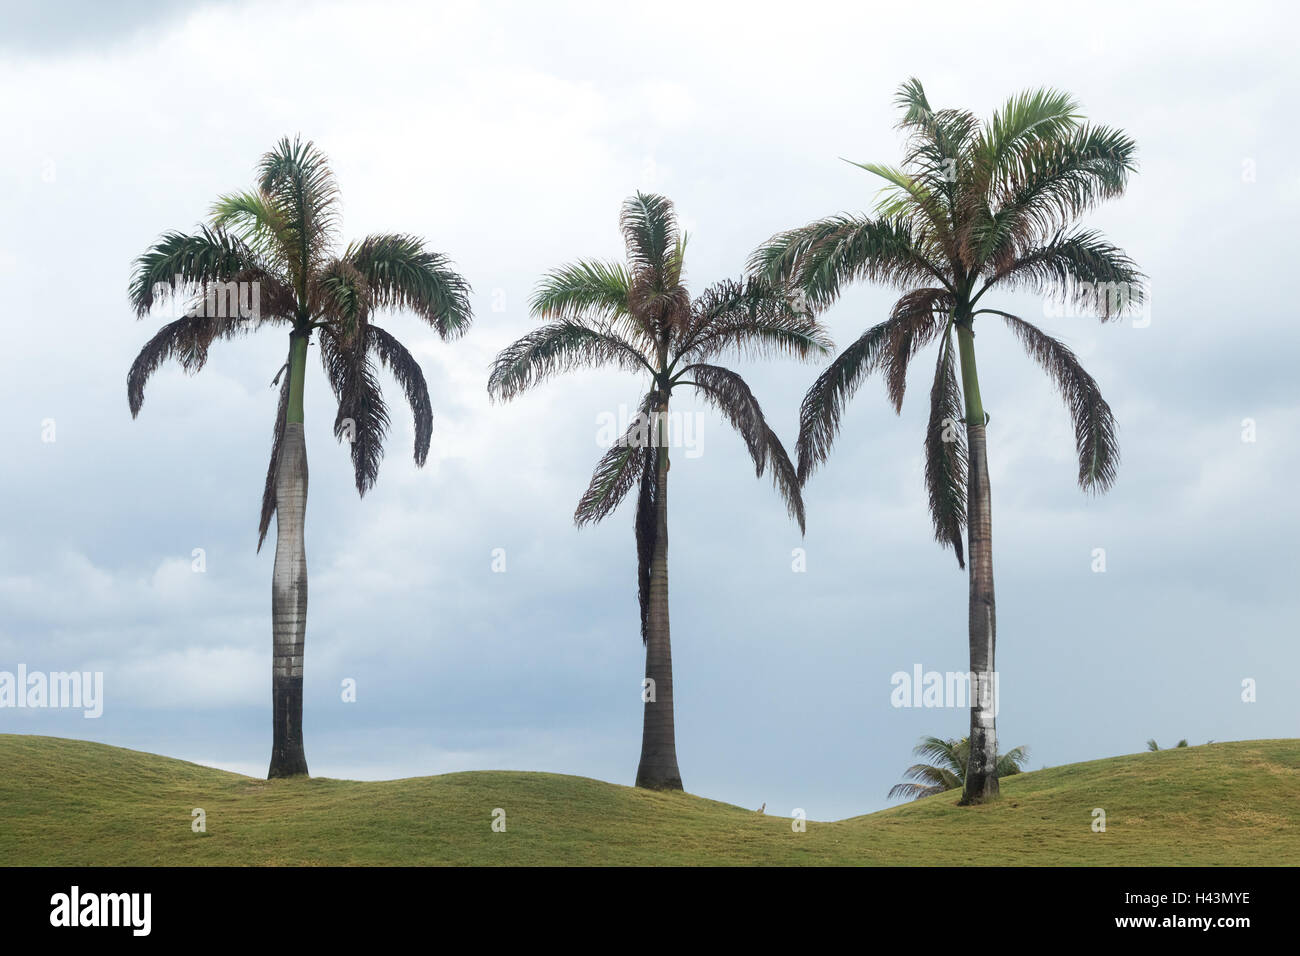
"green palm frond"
486,320,653,402
749,214,948,309
256,136,340,292
996,745,1031,776
209,189,294,275
128,227,285,319
983,228,1144,320
344,233,472,339
531,259,632,323
619,193,691,336
973,87,1081,182
675,276,832,365
850,160,954,249
620,191,679,283
980,125,1137,261
889,735,1028,801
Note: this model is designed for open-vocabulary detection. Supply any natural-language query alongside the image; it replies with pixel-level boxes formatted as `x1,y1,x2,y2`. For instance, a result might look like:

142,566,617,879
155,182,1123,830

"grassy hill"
1,734,1296,865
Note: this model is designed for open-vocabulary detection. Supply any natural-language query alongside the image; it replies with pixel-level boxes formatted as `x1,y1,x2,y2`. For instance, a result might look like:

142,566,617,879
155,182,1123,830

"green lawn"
1,734,1296,865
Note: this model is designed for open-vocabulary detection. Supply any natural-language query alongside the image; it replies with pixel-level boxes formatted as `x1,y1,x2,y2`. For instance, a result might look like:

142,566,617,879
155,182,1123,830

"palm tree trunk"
635,401,683,790
955,322,998,804
269,331,310,778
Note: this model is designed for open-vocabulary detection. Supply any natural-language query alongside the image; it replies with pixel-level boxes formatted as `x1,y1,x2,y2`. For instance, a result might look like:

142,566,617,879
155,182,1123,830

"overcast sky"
1,0,1296,821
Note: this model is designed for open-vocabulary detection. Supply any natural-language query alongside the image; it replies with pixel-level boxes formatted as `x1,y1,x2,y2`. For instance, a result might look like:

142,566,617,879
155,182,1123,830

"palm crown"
751,79,1144,566
127,136,472,547
489,192,831,638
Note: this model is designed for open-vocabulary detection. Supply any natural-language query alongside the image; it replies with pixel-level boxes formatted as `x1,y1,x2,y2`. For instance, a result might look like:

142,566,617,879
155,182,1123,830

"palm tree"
488,193,830,790
752,80,1143,804
888,735,1029,801
127,136,472,778
1146,738,1189,751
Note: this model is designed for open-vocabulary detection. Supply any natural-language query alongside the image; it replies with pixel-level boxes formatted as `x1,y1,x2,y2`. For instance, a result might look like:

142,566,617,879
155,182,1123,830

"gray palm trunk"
961,422,998,803
635,402,683,790
268,334,310,778
956,321,998,803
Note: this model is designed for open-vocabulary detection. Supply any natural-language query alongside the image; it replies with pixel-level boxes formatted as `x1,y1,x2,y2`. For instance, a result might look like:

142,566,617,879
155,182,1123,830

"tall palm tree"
127,136,472,778
888,735,1029,801
752,80,1143,804
488,193,830,790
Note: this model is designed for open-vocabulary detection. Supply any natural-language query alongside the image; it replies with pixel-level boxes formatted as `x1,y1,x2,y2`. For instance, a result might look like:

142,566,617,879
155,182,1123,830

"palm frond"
683,364,805,532
996,745,1030,776
850,161,953,248
209,189,294,276
531,259,631,323
980,125,1138,262
995,310,1119,491
794,321,894,483
486,320,651,402
675,276,832,365
924,330,967,567
256,136,340,288
620,191,678,282
575,391,656,527
320,327,390,495
344,233,473,339
881,288,953,412
314,257,371,342
748,214,948,310
893,78,979,199
367,325,433,466
984,228,1144,320
128,227,286,319
257,361,291,552
887,781,948,801
974,87,1081,182
912,735,966,775
127,311,251,417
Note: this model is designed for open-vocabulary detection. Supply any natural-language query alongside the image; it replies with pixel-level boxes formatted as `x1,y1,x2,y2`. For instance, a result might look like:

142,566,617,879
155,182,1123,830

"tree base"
958,776,1000,805
267,752,310,779
268,675,309,779
635,771,684,791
